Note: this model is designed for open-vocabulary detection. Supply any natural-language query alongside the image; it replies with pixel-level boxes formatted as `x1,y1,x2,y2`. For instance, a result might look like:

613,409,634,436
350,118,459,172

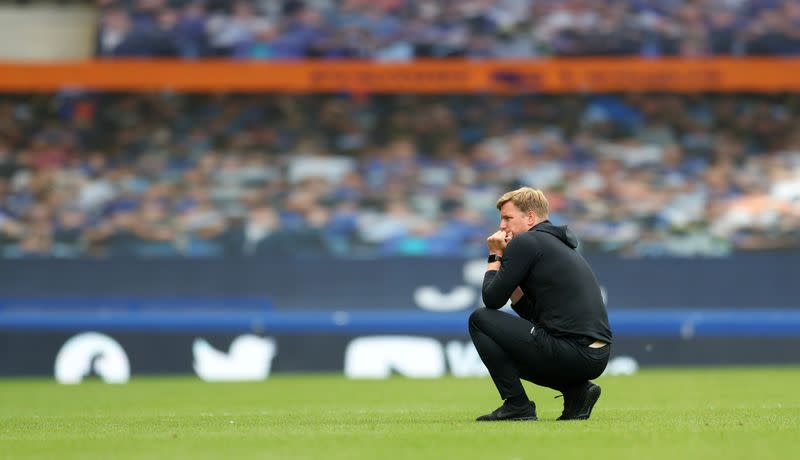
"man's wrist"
487,254,503,263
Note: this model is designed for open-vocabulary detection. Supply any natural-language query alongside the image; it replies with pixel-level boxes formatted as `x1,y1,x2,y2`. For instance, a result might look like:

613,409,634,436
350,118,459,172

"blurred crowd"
96,0,800,59
1,91,800,259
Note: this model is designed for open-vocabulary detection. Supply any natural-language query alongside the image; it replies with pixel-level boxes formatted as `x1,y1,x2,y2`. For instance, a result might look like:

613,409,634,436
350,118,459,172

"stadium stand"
1,92,799,258
95,0,800,59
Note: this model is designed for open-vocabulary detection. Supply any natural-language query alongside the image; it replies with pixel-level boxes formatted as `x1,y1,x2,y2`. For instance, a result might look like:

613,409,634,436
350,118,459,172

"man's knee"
469,307,494,330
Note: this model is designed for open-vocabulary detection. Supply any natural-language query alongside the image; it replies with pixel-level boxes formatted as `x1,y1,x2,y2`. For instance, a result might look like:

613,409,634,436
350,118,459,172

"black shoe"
556,382,601,421
476,400,538,422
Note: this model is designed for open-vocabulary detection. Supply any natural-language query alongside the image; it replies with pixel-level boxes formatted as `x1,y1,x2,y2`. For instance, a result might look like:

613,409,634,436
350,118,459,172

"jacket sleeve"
510,295,535,322
482,236,537,309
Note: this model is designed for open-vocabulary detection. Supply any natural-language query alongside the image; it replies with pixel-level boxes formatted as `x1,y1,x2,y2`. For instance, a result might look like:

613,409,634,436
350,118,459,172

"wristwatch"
487,254,503,263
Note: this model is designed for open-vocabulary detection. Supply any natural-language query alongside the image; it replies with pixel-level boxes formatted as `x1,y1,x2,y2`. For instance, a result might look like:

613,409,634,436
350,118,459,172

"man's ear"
528,212,538,226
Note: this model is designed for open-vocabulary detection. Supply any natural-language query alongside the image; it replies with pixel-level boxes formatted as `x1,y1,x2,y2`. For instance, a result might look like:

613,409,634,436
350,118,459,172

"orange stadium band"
0,58,798,92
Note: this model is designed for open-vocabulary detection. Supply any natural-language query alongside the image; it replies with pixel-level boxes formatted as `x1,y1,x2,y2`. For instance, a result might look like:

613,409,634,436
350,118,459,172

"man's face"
499,201,537,238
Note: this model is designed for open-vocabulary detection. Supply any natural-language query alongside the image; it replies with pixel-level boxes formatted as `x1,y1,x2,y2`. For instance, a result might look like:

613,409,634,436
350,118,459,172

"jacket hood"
531,220,578,249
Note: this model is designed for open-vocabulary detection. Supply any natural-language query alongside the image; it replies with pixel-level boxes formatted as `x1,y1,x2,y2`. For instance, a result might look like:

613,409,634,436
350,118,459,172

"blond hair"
496,187,549,219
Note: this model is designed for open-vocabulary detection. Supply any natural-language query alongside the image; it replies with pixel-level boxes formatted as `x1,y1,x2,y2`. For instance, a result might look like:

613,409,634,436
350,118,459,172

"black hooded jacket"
482,220,613,343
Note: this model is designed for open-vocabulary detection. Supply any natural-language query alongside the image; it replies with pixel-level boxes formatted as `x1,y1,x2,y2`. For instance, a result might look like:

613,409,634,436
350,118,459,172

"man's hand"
510,287,524,305
487,230,510,255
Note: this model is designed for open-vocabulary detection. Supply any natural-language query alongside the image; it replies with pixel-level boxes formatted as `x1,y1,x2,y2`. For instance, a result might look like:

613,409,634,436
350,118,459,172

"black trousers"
468,308,610,400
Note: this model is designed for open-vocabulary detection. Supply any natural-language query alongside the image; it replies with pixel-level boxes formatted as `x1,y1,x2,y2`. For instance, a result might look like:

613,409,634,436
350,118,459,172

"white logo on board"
54,332,130,384
412,286,477,312
413,260,483,311
344,336,488,379
193,335,277,382
445,340,489,377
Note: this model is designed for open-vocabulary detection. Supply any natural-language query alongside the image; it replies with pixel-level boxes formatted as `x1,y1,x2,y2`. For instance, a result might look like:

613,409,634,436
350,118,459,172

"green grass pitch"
1,367,799,459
